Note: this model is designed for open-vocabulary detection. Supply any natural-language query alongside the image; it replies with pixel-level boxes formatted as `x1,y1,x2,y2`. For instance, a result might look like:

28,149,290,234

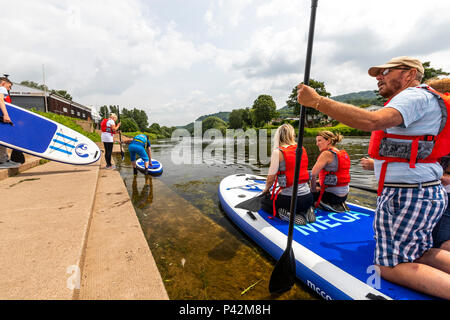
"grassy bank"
34,110,101,142
261,123,369,137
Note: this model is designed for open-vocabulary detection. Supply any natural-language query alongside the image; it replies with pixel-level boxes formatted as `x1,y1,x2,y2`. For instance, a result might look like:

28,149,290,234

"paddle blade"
235,193,264,212
269,247,296,294
120,150,125,161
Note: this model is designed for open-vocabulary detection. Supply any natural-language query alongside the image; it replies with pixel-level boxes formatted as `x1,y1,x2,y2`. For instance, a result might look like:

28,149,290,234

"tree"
120,118,140,132
286,79,331,126
51,89,72,101
201,116,228,134
121,107,148,131
99,105,109,119
252,95,278,127
241,108,253,127
229,109,244,129
422,61,449,83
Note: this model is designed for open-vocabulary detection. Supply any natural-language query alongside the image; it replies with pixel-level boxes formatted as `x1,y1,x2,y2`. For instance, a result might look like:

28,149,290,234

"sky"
2,0,450,127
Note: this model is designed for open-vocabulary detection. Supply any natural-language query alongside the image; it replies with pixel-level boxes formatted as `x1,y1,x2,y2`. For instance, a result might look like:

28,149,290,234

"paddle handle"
287,0,318,246
0,115,13,125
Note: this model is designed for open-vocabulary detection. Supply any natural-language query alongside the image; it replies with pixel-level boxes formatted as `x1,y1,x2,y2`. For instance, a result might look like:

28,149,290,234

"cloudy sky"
3,0,450,127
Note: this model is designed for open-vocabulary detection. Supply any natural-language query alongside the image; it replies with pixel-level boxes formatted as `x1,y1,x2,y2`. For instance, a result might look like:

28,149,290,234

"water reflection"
117,136,378,299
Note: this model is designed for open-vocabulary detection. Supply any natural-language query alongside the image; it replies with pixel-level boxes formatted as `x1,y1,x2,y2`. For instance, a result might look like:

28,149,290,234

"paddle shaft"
117,107,125,160
287,0,318,249
268,0,318,294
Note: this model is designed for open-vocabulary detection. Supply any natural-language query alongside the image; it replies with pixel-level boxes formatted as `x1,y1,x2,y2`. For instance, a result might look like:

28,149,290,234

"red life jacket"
100,118,115,135
269,144,309,218
4,93,11,103
368,86,450,195
316,147,351,207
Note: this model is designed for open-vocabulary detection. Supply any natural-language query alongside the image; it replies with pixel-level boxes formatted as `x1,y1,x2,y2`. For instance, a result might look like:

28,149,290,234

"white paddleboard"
0,102,101,165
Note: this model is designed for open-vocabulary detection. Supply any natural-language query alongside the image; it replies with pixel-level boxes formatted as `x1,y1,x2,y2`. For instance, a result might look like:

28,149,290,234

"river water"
116,136,378,300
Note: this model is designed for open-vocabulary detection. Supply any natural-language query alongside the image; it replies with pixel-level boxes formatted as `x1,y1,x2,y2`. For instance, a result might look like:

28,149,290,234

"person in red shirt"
0,77,13,165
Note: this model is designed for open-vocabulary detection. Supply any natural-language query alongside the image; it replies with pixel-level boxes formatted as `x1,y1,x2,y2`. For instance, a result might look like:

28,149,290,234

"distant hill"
195,111,230,123
332,90,381,106
276,90,381,119
180,111,231,132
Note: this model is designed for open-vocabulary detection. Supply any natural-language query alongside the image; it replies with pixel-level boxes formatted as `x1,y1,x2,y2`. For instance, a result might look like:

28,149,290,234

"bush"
34,111,101,142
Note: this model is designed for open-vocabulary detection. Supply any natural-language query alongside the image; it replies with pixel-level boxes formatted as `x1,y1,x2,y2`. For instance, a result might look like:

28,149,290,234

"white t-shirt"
101,119,115,143
0,86,8,97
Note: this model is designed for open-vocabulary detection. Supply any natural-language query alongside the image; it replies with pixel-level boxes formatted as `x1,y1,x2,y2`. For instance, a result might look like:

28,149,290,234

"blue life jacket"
132,134,150,148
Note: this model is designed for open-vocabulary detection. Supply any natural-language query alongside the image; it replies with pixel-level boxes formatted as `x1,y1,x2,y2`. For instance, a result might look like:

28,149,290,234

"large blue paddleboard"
0,102,100,165
136,157,163,176
218,173,437,300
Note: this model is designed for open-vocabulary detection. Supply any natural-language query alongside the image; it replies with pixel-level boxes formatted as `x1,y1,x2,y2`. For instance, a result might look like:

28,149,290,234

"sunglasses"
381,67,411,76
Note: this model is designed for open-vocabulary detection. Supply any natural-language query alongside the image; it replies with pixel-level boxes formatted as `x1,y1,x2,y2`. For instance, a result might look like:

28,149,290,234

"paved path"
0,144,168,299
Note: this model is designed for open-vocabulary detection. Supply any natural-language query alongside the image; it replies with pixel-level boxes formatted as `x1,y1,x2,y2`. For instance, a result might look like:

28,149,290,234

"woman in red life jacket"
310,131,351,212
260,124,314,226
100,113,121,169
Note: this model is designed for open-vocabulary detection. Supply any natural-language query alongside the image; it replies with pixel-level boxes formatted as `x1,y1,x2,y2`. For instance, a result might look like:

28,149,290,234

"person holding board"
128,133,152,175
100,113,121,169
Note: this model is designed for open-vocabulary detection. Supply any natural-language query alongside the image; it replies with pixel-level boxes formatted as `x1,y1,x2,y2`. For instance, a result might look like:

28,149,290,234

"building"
10,83,93,121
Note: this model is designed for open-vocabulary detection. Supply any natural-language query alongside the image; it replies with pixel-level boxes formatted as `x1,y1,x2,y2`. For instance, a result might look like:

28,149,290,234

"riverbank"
0,144,168,299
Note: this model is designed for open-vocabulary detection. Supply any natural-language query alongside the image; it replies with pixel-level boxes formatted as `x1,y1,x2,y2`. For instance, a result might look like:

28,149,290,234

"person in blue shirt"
129,133,152,175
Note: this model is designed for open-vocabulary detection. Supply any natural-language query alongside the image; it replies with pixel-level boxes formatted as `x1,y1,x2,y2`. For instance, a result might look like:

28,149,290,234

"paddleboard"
218,173,436,300
136,157,163,176
0,102,101,165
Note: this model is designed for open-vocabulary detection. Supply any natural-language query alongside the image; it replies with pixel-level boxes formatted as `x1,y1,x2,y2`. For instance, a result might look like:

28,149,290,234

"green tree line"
99,105,177,139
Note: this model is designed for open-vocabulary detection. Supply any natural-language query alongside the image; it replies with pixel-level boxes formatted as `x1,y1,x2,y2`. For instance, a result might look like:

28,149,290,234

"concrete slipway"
0,145,168,300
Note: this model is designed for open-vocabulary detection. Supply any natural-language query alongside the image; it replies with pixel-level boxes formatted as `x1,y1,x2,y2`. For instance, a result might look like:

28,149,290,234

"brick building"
10,83,93,121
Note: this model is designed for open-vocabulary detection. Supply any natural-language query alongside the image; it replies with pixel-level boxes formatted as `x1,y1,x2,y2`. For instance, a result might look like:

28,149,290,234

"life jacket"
100,118,115,135
4,91,11,103
269,144,309,218
316,147,351,207
368,86,450,195
131,134,148,147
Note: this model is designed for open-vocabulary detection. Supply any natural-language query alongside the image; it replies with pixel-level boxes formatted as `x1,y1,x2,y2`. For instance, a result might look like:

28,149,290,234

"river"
115,136,378,300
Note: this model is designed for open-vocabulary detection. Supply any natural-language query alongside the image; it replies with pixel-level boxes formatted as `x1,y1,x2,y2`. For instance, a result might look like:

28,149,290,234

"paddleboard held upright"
269,0,319,294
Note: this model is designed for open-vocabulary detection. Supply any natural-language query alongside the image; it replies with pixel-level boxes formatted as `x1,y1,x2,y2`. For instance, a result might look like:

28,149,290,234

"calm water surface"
116,136,377,300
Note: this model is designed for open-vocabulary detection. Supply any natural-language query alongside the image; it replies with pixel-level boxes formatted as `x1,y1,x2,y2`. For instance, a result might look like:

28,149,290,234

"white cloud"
3,0,450,127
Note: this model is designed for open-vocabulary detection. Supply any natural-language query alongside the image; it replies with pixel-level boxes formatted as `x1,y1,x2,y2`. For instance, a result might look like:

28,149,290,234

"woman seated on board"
310,131,351,212
261,123,315,225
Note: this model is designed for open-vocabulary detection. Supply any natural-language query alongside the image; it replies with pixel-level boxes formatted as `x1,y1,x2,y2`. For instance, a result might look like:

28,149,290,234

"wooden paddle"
269,0,319,295
117,107,125,161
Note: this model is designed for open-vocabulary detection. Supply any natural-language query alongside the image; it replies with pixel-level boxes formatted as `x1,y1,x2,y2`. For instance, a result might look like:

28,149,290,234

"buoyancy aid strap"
271,187,283,218
269,175,279,219
315,187,325,208
409,137,420,168
377,161,389,196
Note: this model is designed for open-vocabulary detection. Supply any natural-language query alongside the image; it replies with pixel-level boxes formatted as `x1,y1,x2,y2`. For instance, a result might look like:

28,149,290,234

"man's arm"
297,85,403,131
0,94,11,123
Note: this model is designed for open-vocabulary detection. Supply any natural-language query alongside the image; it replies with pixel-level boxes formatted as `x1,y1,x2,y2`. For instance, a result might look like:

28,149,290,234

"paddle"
269,0,319,295
117,107,125,161
235,192,265,212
